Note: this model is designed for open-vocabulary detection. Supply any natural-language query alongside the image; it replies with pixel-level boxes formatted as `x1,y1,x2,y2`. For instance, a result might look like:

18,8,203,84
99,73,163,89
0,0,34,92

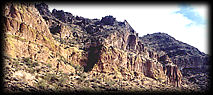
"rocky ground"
3,55,195,93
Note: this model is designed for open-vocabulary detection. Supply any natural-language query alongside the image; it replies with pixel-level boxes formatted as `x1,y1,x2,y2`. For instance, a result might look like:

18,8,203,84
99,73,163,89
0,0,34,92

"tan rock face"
87,20,181,86
88,45,169,84
3,3,82,74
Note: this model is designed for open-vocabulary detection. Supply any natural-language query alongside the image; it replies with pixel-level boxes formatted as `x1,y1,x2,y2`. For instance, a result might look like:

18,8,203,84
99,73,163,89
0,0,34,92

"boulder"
35,3,52,17
52,9,73,23
85,25,95,34
100,15,116,25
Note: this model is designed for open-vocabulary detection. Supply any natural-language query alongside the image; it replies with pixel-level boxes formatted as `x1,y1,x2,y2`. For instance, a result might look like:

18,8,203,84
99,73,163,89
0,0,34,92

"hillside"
140,32,210,90
2,2,208,93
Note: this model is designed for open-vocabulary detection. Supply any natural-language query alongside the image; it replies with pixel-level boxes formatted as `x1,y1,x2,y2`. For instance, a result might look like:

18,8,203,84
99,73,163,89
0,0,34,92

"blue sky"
47,4,208,54
175,4,206,26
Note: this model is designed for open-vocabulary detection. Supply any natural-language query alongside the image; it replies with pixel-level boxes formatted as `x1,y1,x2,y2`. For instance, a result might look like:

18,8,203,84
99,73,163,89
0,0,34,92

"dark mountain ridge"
140,32,210,90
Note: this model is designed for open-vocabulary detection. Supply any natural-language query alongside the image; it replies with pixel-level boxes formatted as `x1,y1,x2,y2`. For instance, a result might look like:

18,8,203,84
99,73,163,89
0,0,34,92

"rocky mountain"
2,2,208,93
140,32,210,90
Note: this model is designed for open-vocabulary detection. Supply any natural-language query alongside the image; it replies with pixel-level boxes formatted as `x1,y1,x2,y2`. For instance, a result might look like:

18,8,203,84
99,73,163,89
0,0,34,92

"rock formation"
140,32,210,90
2,2,208,93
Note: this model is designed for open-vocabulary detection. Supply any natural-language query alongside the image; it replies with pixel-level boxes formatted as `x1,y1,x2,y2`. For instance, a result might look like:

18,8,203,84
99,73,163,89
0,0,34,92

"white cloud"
191,4,208,21
47,4,208,54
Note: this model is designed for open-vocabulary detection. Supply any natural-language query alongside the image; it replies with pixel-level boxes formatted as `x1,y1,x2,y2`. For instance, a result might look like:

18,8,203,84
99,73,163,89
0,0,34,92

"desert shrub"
47,63,52,68
28,68,36,74
106,80,116,87
13,61,20,67
36,79,47,89
74,65,84,73
156,77,164,82
79,73,87,79
23,57,39,68
84,80,90,83
33,61,39,66
83,86,94,91
59,74,69,84
92,83,99,88
43,73,58,83
23,57,30,62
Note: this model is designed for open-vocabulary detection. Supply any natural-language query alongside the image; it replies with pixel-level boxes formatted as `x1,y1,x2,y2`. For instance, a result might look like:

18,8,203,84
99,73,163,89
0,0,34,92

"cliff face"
3,2,203,92
35,3,184,87
140,32,210,90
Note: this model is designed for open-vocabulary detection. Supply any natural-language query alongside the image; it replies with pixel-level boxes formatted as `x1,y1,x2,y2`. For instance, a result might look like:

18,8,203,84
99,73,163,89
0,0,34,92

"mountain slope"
140,32,210,90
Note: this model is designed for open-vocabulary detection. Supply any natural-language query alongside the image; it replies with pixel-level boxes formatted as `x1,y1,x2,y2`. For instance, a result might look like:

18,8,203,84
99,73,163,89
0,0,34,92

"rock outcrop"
3,2,203,92
100,15,116,25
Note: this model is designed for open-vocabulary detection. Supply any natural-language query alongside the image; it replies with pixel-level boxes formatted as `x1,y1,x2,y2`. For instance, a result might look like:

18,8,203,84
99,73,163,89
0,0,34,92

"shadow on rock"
84,45,102,72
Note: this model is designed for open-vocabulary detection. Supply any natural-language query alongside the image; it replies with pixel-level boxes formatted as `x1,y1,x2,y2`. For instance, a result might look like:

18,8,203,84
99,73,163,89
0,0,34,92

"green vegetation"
6,34,27,42
36,79,46,89
23,57,39,68
47,63,52,68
